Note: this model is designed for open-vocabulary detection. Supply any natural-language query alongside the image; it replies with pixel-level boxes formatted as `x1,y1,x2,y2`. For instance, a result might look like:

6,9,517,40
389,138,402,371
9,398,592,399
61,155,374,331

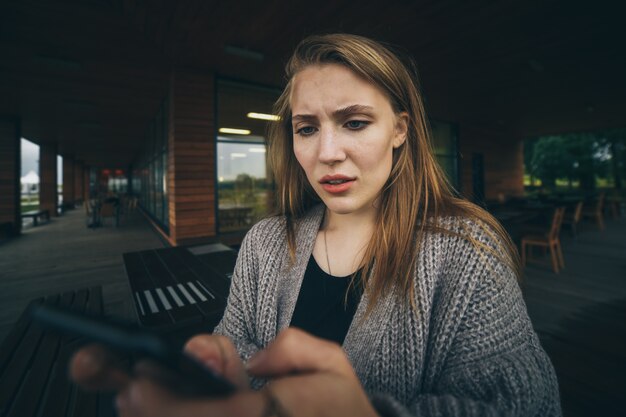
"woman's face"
290,64,407,217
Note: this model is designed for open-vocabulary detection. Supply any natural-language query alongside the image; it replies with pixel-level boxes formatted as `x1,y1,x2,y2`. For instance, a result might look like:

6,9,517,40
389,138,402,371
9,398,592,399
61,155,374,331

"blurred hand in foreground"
70,328,378,417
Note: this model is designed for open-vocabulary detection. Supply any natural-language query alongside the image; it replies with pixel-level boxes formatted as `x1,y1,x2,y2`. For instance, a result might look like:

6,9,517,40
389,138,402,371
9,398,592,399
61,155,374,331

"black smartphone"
30,304,236,397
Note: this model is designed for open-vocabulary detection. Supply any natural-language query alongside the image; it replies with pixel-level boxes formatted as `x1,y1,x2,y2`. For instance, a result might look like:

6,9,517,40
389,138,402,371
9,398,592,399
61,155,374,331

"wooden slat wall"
74,161,84,203
0,118,20,233
458,124,524,201
167,69,216,245
62,156,75,206
39,143,58,216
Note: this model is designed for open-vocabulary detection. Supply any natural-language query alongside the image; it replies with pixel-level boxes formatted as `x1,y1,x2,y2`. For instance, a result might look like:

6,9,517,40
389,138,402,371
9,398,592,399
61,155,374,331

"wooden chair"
561,201,584,237
581,192,605,230
521,206,566,273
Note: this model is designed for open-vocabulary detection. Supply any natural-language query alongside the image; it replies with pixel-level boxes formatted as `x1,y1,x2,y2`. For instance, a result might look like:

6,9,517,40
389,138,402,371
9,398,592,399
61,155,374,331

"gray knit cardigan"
214,205,562,416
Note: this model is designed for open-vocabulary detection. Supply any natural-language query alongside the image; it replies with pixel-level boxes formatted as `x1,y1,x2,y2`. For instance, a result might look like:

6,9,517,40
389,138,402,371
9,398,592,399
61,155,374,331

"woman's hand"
70,334,264,416
70,329,379,417
248,328,379,417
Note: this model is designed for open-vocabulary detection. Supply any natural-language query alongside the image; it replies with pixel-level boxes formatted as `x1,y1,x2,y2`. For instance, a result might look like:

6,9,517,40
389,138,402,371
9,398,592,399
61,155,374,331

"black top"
290,256,362,345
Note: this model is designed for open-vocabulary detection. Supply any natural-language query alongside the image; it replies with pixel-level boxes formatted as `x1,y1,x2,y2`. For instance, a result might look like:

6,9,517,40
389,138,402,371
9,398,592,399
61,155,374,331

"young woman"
71,34,561,417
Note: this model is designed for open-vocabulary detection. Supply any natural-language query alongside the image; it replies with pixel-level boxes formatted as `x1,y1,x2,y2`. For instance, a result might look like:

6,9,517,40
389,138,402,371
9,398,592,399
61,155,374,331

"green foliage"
21,204,39,213
525,128,626,191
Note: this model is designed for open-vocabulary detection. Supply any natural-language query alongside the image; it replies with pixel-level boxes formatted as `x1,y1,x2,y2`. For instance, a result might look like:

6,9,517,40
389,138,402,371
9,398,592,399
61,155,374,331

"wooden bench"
122,244,236,335
21,209,50,226
0,286,115,417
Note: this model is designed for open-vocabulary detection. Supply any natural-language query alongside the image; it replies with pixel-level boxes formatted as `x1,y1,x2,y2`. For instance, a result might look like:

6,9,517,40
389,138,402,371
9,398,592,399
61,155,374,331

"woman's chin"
322,200,375,217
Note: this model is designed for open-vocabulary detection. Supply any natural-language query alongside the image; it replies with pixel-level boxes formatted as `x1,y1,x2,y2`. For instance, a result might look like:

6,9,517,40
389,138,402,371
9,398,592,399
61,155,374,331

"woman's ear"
393,112,409,149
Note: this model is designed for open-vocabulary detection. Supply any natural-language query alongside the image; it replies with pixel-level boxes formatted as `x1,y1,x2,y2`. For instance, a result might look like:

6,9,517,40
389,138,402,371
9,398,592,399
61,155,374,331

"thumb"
184,334,249,389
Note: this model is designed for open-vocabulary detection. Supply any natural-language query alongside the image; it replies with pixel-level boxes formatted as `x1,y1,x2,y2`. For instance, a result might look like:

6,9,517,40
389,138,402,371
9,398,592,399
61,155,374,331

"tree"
529,136,574,190
599,128,626,189
526,130,620,192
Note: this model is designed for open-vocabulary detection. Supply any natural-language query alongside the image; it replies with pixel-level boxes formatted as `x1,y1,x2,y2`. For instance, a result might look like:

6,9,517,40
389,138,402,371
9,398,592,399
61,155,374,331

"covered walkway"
0,209,165,341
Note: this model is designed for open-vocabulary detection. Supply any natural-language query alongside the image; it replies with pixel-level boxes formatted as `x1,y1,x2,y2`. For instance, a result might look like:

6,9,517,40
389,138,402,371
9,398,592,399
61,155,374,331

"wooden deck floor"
0,208,623,416
522,217,626,417
0,208,166,342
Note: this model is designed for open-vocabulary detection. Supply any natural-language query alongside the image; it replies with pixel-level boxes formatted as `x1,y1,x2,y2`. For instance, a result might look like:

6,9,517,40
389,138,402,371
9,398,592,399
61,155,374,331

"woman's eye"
345,120,368,130
296,126,317,136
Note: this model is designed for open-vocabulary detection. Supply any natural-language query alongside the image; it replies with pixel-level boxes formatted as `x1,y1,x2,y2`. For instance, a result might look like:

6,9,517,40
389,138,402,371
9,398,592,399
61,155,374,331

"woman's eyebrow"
291,114,317,123
292,105,374,123
333,104,374,118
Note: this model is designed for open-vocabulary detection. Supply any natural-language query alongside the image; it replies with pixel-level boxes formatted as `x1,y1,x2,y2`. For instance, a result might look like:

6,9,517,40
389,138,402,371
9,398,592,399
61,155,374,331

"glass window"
132,98,169,232
217,80,279,233
430,120,459,188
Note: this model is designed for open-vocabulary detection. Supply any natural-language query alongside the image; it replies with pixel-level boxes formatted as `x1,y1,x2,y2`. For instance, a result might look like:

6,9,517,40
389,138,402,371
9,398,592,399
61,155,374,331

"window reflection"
431,120,459,188
133,98,169,229
217,80,279,233
218,140,268,231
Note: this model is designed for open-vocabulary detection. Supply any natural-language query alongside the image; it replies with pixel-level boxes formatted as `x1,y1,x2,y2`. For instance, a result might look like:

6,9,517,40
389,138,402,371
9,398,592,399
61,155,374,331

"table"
491,209,543,243
123,245,236,334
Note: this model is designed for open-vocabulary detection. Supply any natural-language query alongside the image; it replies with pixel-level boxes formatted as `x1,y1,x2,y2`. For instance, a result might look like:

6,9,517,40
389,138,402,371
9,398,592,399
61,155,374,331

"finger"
116,377,265,417
184,334,248,388
246,328,352,378
69,344,130,391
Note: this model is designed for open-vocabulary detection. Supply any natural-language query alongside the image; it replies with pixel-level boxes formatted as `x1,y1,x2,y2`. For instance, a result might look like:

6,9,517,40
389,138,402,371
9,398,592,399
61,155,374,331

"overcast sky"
21,139,38,176
21,138,63,184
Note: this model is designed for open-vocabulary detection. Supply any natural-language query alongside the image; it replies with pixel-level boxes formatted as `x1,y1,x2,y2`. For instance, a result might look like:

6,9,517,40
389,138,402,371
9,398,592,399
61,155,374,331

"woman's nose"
318,127,346,164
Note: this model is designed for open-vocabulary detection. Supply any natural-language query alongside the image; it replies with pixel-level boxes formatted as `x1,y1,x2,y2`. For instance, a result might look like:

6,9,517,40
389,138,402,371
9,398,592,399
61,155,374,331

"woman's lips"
319,175,356,194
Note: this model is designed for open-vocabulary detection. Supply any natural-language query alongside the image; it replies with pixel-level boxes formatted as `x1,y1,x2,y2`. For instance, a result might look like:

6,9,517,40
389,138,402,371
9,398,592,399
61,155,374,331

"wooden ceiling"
1,0,625,168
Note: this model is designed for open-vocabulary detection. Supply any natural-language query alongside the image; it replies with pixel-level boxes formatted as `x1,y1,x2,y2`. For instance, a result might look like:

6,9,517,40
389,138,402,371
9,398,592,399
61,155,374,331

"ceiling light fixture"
249,148,266,153
219,128,251,135
247,112,280,121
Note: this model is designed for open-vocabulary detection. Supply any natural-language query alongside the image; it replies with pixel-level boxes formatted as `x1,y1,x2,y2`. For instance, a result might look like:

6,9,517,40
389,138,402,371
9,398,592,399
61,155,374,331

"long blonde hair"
268,34,520,311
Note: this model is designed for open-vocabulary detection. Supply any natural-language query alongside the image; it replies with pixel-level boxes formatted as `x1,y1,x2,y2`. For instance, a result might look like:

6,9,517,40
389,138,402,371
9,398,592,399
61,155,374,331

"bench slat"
0,296,59,415
141,250,205,324
174,248,232,299
2,287,108,417
161,248,228,308
124,252,175,327
39,287,105,416
7,290,86,416
0,298,43,374
195,248,238,280
40,342,80,417
163,248,229,330
7,333,61,417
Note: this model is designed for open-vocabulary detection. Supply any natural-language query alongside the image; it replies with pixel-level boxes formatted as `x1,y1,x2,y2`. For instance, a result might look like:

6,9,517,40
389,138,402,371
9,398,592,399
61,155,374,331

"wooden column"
0,117,21,235
458,123,524,201
62,156,75,207
39,143,58,217
168,69,216,245
74,160,84,203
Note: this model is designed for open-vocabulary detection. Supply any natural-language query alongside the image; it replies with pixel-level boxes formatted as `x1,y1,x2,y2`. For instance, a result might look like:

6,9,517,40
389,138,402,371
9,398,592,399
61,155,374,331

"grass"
21,204,39,213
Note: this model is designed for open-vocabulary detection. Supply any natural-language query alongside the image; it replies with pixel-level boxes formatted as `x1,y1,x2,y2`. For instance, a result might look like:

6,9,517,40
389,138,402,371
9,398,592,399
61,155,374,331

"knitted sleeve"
212,224,263,362
370,224,562,417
